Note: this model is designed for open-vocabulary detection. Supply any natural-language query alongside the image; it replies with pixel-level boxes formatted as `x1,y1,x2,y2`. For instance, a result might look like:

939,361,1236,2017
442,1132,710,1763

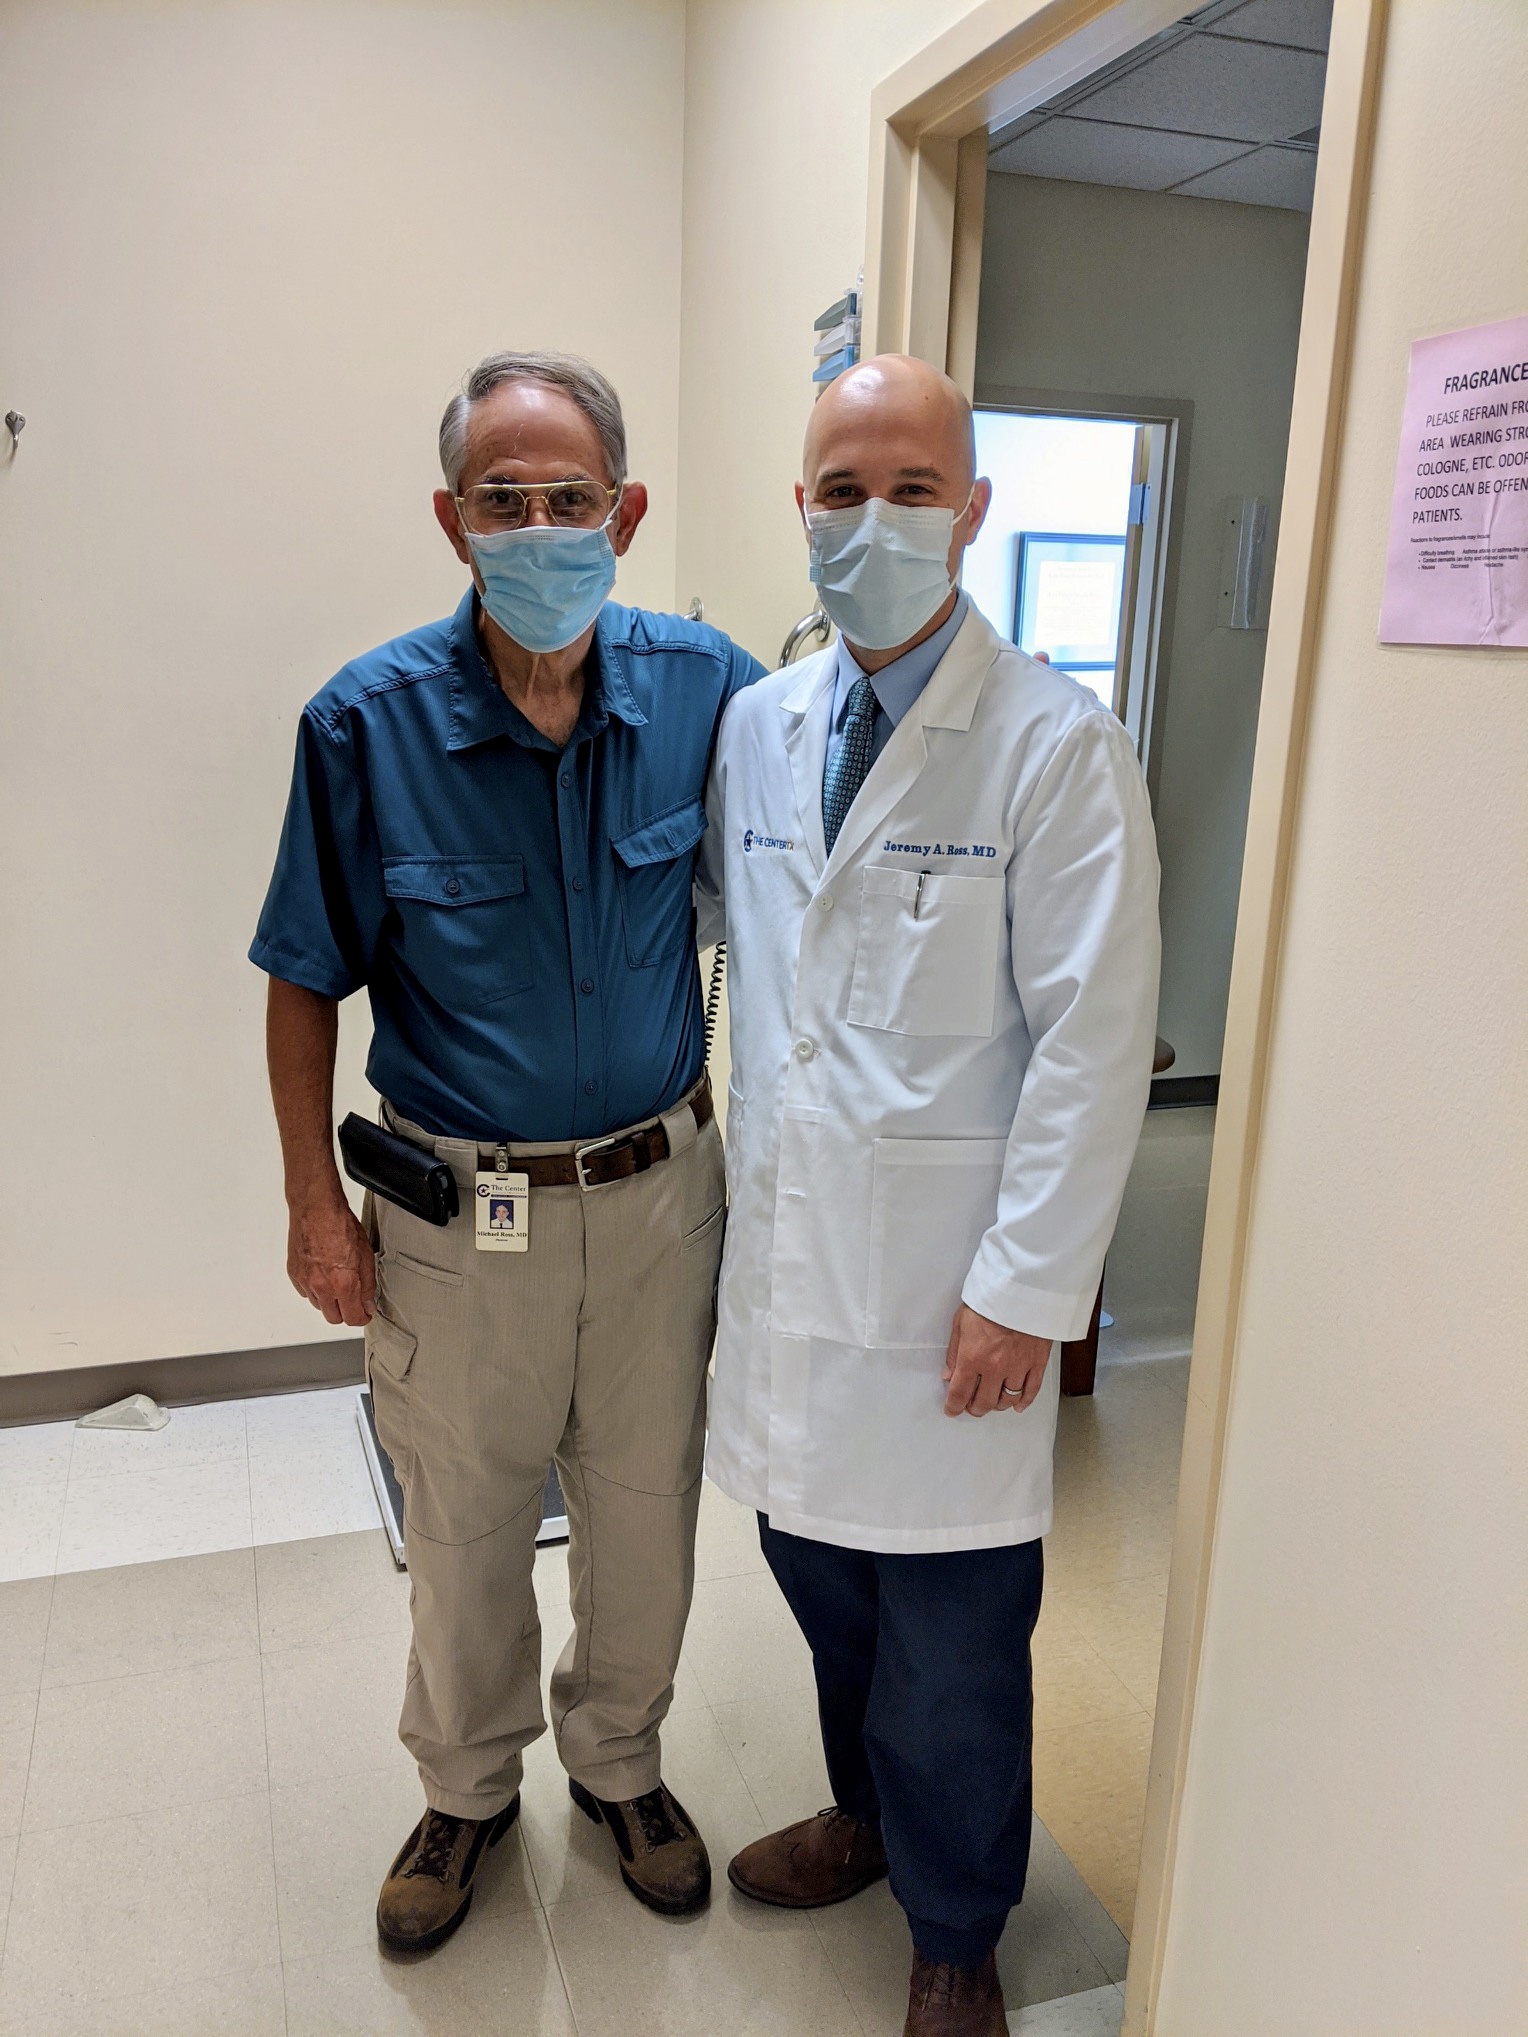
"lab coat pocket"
867,1137,1009,1349
847,866,1004,1036
769,1106,864,1342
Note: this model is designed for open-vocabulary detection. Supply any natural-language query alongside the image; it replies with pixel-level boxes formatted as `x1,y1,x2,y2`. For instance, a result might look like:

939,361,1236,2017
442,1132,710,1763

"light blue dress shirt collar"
826,592,970,779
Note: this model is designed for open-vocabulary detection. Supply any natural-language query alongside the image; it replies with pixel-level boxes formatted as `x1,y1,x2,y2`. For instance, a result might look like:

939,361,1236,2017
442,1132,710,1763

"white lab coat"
697,602,1161,1553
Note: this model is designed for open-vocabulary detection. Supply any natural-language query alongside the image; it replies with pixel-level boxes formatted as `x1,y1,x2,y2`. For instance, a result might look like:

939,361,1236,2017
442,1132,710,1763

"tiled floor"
0,1113,1207,2033
0,1479,1142,2035
0,1390,382,1587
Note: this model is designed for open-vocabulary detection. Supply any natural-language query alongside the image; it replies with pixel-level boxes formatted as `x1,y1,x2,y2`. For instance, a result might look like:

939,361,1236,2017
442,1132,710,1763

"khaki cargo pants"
364,1085,725,1818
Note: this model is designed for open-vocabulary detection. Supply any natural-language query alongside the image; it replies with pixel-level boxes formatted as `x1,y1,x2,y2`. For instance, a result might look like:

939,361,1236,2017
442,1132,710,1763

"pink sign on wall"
1380,313,1528,648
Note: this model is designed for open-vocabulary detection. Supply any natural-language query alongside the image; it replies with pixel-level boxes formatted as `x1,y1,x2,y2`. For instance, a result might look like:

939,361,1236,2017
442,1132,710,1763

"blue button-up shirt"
251,591,763,1141
823,592,970,785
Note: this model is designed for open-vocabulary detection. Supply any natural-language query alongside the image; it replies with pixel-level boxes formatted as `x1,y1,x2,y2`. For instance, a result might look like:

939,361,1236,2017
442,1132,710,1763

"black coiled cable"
703,942,727,1063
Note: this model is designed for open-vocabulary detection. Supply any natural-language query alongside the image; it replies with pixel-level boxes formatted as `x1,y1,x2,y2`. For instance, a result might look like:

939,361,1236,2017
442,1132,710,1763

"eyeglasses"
455,478,619,534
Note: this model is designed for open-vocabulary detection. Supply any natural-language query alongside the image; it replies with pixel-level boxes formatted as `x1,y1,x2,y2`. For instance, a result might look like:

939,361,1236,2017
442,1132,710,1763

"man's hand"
942,1304,1051,1418
287,1193,375,1326
266,979,373,1325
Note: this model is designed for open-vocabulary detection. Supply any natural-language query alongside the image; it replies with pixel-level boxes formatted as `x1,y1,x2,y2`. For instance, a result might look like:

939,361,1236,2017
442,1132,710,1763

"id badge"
475,1169,529,1252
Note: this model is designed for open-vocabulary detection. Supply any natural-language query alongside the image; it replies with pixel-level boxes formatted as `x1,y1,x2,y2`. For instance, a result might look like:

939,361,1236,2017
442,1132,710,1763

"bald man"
696,358,1161,2035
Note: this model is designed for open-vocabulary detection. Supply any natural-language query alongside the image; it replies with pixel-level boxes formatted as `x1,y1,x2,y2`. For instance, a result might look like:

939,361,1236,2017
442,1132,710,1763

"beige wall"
0,0,989,1383
1155,2,1528,2028
976,174,1311,1078
674,0,979,668
0,0,686,1377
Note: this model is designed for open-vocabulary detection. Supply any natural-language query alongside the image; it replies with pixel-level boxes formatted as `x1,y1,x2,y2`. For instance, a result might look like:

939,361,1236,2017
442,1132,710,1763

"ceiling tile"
1069,32,1328,141
989,116,1249,191
1204,0,1332,53
1172,143,1319,209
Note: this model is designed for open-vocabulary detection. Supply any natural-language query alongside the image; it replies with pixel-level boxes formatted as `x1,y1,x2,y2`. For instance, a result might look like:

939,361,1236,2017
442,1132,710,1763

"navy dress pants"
758,1516,1044,1970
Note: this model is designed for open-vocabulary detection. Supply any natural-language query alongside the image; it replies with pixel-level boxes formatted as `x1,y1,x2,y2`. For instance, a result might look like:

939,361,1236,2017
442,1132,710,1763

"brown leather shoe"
903,1950,1007,2037
569,1778,711,1915
375,1797,520,1954
727,1806,889,1909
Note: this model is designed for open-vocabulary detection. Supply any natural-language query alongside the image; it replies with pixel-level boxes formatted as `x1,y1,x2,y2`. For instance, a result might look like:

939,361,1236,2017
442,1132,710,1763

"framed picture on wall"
1013,532,1127,698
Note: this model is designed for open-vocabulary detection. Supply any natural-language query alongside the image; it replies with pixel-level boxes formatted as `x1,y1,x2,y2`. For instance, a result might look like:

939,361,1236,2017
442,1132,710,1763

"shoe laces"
628,1786,690,1854
915,1959,970,2009
815,1806,866,1862
407,1809,468,1882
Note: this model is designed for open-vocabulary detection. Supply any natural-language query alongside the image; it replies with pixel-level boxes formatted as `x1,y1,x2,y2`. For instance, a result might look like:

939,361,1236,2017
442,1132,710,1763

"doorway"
862,0,1386,2027
966,404,1180,763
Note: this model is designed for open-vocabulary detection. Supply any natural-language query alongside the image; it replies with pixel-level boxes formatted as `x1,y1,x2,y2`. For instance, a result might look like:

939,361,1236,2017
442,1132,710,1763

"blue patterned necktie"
823,674,878,855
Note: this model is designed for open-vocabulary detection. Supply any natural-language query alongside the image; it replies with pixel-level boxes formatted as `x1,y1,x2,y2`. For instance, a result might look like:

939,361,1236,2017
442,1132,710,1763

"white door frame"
861,3,1391,2029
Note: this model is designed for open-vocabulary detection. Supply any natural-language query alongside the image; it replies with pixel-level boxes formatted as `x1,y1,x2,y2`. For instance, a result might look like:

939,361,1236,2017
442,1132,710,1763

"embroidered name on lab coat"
881,839,998,858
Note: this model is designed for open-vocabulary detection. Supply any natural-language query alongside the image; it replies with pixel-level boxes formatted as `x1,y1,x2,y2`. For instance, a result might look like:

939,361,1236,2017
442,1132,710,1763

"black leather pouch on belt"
338,1114,460,1227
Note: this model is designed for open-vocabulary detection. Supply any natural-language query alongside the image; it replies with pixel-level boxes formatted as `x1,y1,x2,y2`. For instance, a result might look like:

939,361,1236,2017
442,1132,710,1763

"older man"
699,356,1160,2036
252,352,761,1953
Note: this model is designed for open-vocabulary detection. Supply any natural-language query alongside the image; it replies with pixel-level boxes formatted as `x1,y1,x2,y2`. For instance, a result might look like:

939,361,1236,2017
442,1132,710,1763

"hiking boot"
569,1777,711,1915
375,1797,520,1954
728,1806,888,1909
903,1950,1007,2037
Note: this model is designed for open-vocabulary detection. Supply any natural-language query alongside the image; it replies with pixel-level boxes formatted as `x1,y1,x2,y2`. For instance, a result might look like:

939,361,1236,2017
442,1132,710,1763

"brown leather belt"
476,1079,713,1190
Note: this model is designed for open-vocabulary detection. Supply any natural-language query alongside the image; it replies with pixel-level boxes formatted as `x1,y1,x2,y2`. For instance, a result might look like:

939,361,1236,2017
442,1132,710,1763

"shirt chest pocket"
611,798,707,969
847,864,1005,1038
382,856,532,1008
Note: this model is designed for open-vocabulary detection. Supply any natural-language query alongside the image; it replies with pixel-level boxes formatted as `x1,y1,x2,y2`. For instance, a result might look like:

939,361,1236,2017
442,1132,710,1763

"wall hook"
4,411,24,447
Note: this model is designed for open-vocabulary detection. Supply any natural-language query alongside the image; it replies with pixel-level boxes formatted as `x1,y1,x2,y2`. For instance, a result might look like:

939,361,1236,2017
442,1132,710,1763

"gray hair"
438,350,628,493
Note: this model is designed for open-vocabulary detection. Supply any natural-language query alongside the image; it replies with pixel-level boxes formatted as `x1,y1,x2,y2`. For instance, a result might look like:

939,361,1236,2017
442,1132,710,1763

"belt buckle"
573,1132,620,1191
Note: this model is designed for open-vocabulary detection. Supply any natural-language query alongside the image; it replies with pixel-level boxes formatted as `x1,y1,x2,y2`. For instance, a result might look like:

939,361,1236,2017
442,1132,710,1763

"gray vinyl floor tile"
680,1567,817,1708
260,1622,412,1795
0,1696,36,1844
282,1909,576,2036
252,1527,411,1656
712,1683,835,1831
1029,1819,1131,1984
0,1581,51,1701
1009,1982,1125,2034
41,1546,258,1689
549,1883,863,2037
0,1828,17,1971
0,1792,280,2018
23,1654,268,1833
0,1961,289,2036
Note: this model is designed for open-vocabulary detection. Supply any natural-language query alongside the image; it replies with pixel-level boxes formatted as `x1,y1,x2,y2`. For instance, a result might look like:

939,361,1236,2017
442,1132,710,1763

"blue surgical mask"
467,518,618,654
806,496,964,652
